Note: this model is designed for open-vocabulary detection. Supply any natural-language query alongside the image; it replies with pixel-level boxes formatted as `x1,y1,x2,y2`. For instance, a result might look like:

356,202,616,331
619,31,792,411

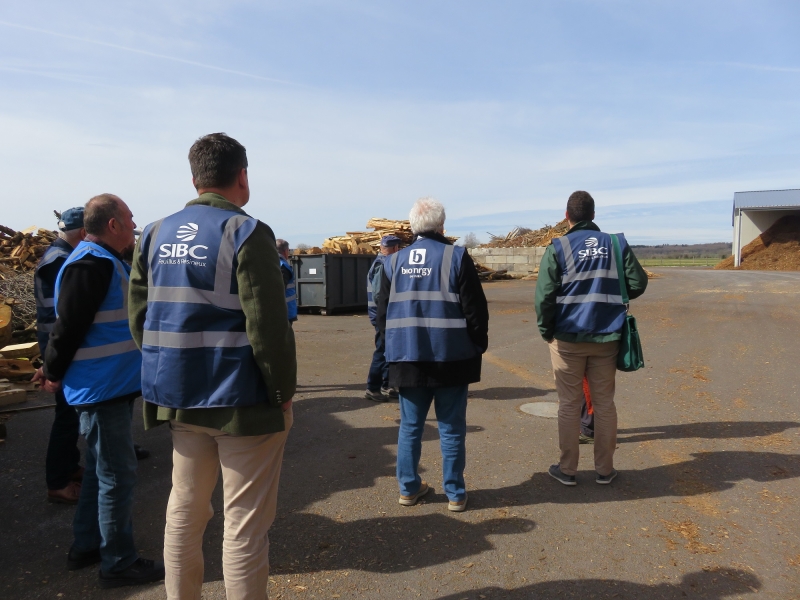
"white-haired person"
376,197,489,512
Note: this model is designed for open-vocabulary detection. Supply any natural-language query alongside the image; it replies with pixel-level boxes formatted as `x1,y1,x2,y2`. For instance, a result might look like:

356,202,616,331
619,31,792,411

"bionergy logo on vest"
157,223,209,267
577,236,608,261
401,248,433,277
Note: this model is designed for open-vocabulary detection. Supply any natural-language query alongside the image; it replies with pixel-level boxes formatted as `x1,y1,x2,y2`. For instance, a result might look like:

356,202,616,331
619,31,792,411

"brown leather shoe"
48,481,82,505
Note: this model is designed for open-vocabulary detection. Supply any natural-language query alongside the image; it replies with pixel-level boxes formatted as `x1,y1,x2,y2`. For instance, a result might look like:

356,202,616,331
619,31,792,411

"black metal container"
291,254,376,315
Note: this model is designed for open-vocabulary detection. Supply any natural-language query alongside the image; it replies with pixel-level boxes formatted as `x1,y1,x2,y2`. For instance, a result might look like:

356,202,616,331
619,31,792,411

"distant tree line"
630,242,731,259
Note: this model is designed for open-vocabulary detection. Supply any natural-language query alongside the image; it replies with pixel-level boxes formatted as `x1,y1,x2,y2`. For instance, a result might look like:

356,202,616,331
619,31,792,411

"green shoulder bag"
611,234,644,372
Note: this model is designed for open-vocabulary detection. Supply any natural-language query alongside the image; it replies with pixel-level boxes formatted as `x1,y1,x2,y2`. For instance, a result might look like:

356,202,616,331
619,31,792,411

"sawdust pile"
715,215,800,271
480,220,570,248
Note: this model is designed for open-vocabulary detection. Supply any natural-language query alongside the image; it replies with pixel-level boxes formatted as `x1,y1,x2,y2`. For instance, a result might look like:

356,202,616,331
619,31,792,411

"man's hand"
32,367,62,393
281,400,292,413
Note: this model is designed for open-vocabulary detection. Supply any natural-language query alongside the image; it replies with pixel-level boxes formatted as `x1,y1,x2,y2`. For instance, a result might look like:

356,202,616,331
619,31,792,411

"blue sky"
1,1,798,244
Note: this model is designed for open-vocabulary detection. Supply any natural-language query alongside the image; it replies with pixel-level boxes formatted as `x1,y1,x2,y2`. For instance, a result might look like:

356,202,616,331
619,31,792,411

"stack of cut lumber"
0,341,40,404
303,218,456,255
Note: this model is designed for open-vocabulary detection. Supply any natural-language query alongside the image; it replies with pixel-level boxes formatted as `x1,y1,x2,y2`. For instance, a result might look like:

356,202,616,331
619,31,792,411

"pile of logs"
301,218,456,255
0,225,58,274
0,224,55,342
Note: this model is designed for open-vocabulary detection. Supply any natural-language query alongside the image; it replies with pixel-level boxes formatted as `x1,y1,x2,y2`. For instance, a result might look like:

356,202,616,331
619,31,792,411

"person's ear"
79,227,87,240
238,168,248,190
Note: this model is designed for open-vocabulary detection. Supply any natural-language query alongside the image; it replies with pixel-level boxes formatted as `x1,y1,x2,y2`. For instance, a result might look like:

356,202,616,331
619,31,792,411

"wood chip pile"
715,215,800,271
480,219,570,248
298,218,456,255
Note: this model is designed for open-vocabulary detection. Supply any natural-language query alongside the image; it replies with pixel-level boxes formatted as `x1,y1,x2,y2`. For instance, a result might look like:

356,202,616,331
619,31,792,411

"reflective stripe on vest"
34,240,73,353
54,241,142,405
141,204,269,409
551,230,627,335
383,237,477,362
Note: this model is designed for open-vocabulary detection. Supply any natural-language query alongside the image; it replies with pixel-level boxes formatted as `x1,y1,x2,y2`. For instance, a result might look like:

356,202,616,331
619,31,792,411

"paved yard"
2,269,799,599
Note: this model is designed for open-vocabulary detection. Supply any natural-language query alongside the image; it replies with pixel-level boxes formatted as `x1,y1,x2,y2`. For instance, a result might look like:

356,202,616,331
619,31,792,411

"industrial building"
732,189,800,266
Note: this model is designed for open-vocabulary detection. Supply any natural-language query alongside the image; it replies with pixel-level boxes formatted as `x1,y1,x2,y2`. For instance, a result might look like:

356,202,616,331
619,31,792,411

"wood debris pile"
0,225,58,274
480,219,570,248
299,218,457,255
0,224,55,342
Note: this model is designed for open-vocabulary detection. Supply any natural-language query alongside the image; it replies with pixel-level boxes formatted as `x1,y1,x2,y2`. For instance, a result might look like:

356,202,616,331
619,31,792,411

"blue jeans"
367,327,389,391
397,385,468,502
73,399,139,574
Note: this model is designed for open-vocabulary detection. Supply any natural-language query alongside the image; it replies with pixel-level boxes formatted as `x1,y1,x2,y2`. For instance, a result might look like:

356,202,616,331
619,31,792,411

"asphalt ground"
1,268,799,599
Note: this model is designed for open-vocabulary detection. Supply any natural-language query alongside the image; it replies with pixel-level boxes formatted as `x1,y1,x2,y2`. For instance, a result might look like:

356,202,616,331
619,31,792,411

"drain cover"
519,402,559,418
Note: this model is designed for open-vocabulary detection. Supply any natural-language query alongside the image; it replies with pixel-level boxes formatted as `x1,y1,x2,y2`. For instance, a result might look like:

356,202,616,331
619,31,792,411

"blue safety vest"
383,237,478,362
139,204,270,409
551,230,628,335
366,254,386,326
54,241,142,406
280,256,298,321
34,238,73,354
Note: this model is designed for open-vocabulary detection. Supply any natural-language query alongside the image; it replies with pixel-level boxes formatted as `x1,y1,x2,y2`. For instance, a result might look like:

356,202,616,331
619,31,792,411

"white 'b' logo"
177,223,199,241
585,237,599,247
409,249,427,265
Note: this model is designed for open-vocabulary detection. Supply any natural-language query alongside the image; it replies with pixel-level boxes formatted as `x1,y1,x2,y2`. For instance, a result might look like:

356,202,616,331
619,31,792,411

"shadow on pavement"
465,451,800,510
433,568,761,599
618,420,800,443
271,510,535,575
469,387,552,400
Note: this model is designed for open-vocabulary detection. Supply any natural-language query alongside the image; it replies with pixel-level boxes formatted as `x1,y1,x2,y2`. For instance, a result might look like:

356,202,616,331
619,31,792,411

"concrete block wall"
468,247,547,275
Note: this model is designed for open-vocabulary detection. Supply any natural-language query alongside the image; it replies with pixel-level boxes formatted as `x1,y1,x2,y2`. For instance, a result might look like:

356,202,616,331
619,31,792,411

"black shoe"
67,546,101,571
99,557,165,589
381,387,399,398
596,469,618,485
365,389,386,402
134,444,150,460
548,464,577,486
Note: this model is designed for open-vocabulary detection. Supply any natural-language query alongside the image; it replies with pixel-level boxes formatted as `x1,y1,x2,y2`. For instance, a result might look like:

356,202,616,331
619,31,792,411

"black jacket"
376,232,489,388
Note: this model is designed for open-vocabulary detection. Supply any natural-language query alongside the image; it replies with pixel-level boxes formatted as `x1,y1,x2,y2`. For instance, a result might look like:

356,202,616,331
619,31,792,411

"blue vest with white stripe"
551,230,628,335
54,242,142,406
140,205,268,409
384,237,478,362
366,254,386,326
34,238,73,354
280,257,298,321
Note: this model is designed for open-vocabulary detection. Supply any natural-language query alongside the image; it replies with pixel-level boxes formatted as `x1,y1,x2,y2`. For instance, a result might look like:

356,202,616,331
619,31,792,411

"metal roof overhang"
731,189,800,225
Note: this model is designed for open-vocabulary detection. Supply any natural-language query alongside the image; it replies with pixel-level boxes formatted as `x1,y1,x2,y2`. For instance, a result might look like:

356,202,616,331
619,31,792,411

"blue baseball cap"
58,207,85,231
380,235,401,247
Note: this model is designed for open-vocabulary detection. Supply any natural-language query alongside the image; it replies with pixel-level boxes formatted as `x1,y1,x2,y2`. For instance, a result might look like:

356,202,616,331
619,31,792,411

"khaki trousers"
548,340,618,476
164,408,293,600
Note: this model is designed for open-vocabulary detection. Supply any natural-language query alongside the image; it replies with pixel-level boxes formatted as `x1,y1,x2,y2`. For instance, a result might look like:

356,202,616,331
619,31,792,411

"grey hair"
58,229,83,244
276,239,290,253
409,197,446,235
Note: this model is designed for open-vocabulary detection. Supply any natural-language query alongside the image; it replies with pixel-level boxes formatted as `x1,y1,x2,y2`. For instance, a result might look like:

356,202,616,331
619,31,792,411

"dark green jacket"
535,221,648,343
129,193,297,435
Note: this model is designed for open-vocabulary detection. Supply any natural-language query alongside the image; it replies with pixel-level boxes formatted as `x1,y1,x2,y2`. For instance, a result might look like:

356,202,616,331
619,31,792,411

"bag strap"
610,234,630,305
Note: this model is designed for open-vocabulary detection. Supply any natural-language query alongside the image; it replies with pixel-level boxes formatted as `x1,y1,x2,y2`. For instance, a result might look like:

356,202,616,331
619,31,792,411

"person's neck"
197,188,247,208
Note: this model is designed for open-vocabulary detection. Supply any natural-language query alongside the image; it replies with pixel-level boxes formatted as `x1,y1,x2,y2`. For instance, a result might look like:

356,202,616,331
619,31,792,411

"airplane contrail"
0,19,297,85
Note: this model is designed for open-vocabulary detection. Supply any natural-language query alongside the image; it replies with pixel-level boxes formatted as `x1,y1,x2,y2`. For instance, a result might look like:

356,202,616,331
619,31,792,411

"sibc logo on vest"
158,223,209,265
577,236,608,261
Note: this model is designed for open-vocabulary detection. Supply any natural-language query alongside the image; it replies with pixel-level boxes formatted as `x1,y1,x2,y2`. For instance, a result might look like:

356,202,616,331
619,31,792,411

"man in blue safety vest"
365,234,401,402
129,133,296,598
33,194,164,588
34,207,85,505
377,197,489,512
535,191,648,486
277,238,298,325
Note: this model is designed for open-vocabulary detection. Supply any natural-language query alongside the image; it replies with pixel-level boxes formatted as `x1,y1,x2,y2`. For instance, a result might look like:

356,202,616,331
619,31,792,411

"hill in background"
630,242,731,260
